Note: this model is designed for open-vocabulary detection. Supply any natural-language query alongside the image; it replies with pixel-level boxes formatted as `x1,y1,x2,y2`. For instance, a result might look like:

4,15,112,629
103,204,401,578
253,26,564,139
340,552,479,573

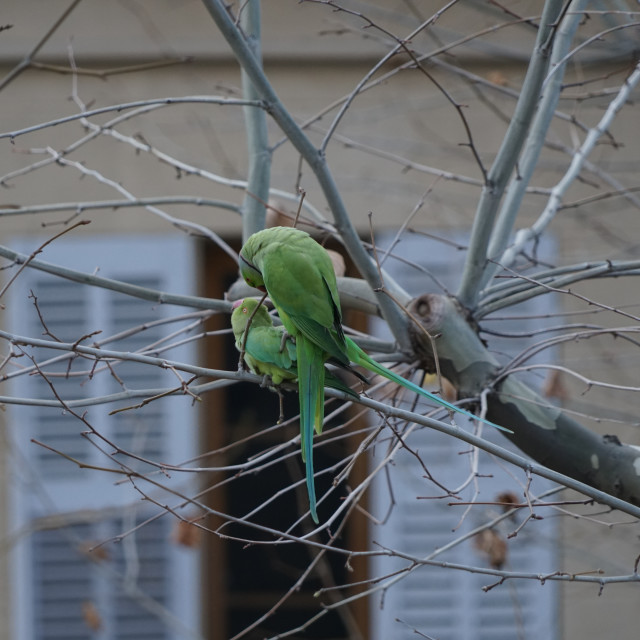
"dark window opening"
200,239,370,640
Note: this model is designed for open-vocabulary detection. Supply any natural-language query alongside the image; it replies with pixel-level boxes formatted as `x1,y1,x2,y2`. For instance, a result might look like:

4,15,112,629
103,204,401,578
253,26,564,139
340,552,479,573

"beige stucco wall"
1,1,637,238
1,2,639,639
0,58,533,237
3,58,636,235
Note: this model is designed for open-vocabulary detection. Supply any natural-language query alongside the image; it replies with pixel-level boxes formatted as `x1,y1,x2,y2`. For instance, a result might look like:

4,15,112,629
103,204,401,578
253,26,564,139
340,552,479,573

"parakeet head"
239,227,305,292
230,298,272,338
239,251,266,291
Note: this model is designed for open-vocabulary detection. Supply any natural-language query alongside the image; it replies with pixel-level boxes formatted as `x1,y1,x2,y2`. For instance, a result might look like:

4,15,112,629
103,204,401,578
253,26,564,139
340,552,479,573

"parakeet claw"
279,331,291,353
260,374,272,388
276,389,285,424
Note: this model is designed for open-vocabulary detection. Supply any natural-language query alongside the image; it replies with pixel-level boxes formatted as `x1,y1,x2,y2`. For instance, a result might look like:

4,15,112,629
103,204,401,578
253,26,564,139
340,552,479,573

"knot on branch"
406,293,444,373
407,293,499,393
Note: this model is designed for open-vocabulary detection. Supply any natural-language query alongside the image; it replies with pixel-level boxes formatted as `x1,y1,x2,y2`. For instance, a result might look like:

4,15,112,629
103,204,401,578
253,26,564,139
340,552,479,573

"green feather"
232,298,359,523
231,298,296,384
345,337,511,432
240,227,348,364
232,298,357,397
296,334,326,523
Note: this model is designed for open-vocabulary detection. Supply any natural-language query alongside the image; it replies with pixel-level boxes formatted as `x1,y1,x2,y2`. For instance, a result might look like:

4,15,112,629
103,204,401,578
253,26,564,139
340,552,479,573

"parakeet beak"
232,299,245,309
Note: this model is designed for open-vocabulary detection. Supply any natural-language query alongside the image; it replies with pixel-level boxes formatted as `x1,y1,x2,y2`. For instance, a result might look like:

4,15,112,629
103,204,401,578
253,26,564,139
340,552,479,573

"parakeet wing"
242,227,349,365
244,326,296,372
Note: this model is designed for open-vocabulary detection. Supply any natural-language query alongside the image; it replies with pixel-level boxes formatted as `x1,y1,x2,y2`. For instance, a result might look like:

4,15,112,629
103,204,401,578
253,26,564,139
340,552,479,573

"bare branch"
0,244,228,311
457,0,566,308
497,61,640,273
200,0,414,349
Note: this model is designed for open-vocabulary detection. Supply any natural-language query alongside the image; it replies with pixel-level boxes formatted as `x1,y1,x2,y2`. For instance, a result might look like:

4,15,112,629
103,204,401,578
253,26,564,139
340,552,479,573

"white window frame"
369,230,559,640
6,233,201,640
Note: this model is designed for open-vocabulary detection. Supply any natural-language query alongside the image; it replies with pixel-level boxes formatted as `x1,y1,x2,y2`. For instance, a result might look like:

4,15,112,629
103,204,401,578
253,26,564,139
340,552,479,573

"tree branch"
0,244,228,311
200,0,413,350
456,0,565,309
0,0,83,92
239,0,270,241
478,259,640,317
409,293,640,512
0,96,263,140
482,0,589,288
496,60,640,272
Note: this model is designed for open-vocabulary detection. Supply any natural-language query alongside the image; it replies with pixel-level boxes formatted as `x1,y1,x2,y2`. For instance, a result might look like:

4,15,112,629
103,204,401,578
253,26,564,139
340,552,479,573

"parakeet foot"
260,374,272,388
276,389,285,424
279,330,292,354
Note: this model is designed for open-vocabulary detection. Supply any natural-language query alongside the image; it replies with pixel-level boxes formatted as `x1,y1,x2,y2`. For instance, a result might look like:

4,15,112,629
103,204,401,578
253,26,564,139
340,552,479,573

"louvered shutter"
370,232,558,640
8,235,201,639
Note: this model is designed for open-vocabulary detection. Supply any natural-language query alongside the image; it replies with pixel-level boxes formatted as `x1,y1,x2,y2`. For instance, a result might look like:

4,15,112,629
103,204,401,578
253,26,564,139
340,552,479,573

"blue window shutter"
32,523,93,640
370,231,559,640
8,234,201,639
370,430,558,640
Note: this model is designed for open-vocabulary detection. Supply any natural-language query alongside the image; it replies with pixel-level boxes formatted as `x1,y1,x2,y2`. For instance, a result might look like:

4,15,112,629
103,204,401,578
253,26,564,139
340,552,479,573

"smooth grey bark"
481,0,588,289
239,0,270,241
456,0,564,308
409,294,640,507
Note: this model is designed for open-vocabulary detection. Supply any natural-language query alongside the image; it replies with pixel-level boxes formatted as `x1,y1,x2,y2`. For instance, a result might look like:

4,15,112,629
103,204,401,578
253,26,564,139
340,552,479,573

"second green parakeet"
231,297,357,396
232,297,358,522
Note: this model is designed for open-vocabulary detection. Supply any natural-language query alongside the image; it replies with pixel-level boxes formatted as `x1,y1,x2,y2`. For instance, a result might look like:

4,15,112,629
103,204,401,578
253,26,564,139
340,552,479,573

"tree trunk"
409,293,640,507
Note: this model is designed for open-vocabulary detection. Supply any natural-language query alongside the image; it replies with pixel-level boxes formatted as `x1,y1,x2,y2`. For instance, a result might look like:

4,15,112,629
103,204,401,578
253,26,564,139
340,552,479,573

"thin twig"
0,220,90,303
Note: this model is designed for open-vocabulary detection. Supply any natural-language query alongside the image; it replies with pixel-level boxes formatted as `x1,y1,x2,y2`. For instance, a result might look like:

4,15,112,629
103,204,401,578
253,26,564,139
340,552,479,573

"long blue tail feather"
297,335,325,523
346,338,512,433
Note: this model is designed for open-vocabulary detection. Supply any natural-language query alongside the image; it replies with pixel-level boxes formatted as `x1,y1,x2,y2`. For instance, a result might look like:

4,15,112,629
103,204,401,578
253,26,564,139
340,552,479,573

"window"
369,231,559,640
7,235,201,639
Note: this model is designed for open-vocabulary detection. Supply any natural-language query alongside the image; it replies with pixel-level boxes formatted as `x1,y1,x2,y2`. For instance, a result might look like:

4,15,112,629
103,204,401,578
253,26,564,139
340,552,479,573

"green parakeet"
231,297,358,396
231,296,358,523
239,226,510,523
